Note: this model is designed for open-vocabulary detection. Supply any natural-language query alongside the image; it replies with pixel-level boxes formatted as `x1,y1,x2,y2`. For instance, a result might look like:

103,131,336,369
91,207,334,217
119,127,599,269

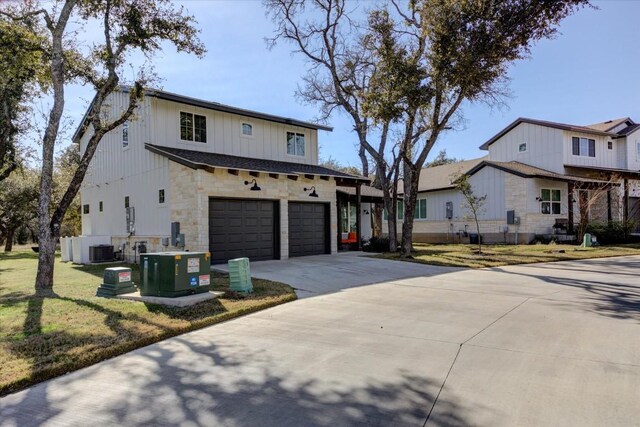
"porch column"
624,178,629,223
356,183,362,250
567,181,574,234
336,195,343,251
607,188,612,222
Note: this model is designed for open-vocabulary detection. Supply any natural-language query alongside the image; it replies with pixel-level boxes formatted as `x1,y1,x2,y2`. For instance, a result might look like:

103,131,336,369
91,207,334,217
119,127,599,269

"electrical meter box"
140,251,211,297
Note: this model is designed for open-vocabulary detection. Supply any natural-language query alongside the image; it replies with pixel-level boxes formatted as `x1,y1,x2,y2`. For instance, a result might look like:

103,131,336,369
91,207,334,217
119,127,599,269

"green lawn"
375,243,640,268
0,251,296,396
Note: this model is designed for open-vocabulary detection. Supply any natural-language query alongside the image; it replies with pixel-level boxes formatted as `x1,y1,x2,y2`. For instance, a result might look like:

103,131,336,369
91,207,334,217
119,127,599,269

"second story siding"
487,122,564,173
149,98,320,165
562,130,623,170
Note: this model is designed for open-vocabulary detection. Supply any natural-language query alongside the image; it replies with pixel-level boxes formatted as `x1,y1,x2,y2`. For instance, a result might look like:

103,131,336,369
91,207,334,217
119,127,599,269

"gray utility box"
140,251,211,297
96,267,137,297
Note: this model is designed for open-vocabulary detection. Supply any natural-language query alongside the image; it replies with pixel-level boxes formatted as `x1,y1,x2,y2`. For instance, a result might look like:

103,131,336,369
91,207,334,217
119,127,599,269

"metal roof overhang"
145,144,369,186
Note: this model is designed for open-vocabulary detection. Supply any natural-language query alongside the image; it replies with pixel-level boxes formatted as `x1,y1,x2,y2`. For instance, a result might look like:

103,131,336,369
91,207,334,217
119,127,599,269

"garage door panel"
288,202,328,258
209,198,277,264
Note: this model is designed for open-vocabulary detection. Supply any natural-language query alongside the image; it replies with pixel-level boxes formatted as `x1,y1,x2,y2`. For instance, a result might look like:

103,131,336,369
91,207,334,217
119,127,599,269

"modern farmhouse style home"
391,117,640,244
72,87,375,264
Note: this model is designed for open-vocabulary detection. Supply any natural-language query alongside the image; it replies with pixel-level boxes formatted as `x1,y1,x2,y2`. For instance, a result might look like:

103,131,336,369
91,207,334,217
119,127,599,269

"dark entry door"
288,202,329,257
209,198,277,264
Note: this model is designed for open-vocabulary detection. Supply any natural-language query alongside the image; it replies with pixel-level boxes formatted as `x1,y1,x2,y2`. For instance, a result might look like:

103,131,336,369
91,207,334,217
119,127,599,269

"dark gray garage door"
209,198,278,264
288,202,329,257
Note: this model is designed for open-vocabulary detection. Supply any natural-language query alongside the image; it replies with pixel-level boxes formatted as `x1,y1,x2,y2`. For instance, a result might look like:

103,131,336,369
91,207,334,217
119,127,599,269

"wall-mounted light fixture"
535,196,542,202
363,209,370,215
304,186,319,198
244,179,261,191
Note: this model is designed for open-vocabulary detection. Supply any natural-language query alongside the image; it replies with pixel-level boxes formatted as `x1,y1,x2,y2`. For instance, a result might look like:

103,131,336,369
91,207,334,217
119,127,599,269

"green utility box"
96,267,137,297
228,257,253,293
140,251,211,297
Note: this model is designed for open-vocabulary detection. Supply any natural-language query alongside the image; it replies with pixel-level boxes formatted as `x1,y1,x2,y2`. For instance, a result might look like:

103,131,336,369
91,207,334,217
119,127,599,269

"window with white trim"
414,198,427,219
571,136,595,157
83,204,90,214
180,112,207,143
122,121,129,149
286,132,305,156
518,142,527,153
540,189,561,215
241,123,253,136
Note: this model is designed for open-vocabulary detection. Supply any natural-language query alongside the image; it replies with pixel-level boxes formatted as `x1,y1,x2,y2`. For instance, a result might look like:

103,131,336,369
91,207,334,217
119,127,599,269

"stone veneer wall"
169,162,338,259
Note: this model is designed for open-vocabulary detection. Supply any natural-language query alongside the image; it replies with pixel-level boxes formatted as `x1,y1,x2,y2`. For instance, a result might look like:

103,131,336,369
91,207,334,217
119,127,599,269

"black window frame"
571,136,595,157
122,121,129,149
99,201,103,212
180,111,207,143
83,204,90,214
158,189,165,204
125,196,130,209
607,141,613,150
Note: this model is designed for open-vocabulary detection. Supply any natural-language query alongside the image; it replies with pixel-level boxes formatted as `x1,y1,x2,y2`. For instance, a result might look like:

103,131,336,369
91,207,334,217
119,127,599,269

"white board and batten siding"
624,128,640,171
487,122,564,174
562,130,623,170
80,92,170,238
150,98,319,165
80,91,323,239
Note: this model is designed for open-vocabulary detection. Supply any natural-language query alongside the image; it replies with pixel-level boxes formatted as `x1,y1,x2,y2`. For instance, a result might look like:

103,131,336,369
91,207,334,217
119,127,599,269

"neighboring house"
389,117,640,244
73,87,376,264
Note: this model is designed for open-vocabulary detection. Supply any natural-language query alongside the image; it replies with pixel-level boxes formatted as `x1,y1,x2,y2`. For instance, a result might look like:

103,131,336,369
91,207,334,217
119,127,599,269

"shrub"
529,235,558,245
16,227,30,245
362,237,398,253
585,221,636,245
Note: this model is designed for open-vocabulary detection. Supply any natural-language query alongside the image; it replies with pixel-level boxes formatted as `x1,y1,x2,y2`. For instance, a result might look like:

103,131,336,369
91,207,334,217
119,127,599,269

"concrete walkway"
2,255,640,426
213,252,460,297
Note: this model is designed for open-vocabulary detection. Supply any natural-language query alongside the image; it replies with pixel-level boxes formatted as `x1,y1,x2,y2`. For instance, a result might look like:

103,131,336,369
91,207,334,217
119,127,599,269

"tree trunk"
474,214,482,254
400,163,420,258
35,0,78,292
4,227,14,252
371,203,383,238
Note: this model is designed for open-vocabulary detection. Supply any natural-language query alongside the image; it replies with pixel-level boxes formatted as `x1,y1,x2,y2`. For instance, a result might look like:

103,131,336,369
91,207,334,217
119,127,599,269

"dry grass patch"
375,243,640,268
0,251,296,396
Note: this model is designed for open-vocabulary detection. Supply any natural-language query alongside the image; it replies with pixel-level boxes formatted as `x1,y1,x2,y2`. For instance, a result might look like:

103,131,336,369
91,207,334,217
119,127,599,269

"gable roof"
615,123,640,137
409,157,608,194
479,117,617,150
73,86,332,142
585,117,632,132
413,157,487,192
145,144,368,185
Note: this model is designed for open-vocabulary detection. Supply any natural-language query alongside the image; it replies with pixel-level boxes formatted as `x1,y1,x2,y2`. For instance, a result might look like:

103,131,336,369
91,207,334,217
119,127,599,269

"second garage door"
288,202,329,257
209,198,278,264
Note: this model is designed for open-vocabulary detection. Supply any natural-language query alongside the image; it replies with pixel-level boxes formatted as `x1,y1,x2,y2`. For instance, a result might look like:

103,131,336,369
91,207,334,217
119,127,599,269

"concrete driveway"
2,254,640,426
214,252,460,297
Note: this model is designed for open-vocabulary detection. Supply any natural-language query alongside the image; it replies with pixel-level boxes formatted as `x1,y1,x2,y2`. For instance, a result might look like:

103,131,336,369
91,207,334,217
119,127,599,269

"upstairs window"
83,204,90,214
125,196,130,209
241,123,253,137
99,201,103,212
180,112,207,143
607,141,613,150
158,189,165,204
572,137,595,157
286,132,305,156
540,189,561,215
518,142,527,153
636,142,640,160
122,121,129,149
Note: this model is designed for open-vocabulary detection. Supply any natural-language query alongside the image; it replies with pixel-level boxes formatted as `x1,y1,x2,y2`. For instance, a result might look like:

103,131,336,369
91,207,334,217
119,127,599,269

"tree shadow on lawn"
2,290,233,397
1,335,487,427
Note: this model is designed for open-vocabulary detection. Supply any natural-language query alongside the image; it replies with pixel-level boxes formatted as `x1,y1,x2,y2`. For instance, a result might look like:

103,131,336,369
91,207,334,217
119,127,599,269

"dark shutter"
588,139,595,157
572,137,580,155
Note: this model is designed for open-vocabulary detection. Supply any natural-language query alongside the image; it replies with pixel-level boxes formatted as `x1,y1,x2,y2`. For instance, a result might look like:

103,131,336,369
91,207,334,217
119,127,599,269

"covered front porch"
336,186,384,250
